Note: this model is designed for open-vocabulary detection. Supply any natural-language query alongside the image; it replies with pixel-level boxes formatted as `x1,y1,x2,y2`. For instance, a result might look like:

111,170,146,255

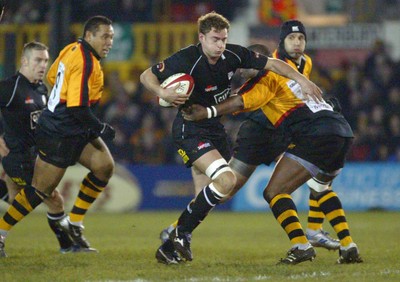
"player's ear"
20,55,28,67
199,33,205,42
84,30,94,42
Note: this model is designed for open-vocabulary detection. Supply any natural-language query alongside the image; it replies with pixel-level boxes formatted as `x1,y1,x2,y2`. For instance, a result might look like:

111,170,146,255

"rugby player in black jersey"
0,42,74,256
140,11,322,264
183,43,363,265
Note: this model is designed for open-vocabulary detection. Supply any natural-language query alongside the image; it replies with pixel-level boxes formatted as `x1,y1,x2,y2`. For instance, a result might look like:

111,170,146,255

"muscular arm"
182,95,244,121
140,68,188,107
265,58,322,102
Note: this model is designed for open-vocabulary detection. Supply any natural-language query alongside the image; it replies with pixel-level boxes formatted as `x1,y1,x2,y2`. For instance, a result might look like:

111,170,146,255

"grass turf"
0,211,399,281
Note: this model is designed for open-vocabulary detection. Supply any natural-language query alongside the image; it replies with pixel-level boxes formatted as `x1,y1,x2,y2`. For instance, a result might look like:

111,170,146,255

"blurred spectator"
364,40,392,82
115,0,154,22
2,0,48,23
387,114,400,155
329,61,361,120
130,112,166,164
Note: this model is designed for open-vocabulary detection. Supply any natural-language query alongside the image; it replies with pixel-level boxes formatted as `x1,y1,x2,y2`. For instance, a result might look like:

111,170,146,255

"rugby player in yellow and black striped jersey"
272,20,347,252
0,16,116,257
182,41,362,264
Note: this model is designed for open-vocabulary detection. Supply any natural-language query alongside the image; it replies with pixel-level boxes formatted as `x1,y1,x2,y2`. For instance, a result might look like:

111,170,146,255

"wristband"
207,107,212,119
206,106,218,119
210,106,217,117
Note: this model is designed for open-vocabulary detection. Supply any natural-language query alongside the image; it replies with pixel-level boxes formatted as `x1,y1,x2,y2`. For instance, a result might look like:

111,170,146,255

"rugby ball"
159,73,194,107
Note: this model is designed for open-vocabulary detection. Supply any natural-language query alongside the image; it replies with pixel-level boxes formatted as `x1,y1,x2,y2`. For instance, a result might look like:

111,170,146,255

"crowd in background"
1,0,400,164
0,0,245,24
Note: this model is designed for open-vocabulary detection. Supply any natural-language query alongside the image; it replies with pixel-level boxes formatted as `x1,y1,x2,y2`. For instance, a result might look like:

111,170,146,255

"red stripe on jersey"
238,70,269,96
274,103,304,127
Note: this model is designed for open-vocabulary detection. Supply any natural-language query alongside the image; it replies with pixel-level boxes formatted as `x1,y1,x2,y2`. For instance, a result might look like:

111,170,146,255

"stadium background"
0,0,399,213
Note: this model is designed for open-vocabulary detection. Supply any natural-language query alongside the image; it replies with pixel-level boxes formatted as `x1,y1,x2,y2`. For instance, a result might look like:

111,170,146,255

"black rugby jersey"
152,43,268,126
0,72,47,152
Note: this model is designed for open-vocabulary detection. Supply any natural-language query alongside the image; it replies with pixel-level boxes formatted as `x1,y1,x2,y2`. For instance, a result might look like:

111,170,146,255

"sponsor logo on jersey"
178,149,189,163
156,61,165,72
30,110,43,129
25,96,34,104
213,88,231,104
197,142,211,150
205,85,217,92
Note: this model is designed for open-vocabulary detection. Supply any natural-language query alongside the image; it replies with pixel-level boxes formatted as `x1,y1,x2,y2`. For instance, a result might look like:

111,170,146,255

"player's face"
22,49,49,82
284,32,306,59
199,28,228,63
86,24,114,58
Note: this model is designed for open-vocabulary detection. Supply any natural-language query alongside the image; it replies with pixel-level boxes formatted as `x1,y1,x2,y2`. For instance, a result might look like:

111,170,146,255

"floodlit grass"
0,211,399,281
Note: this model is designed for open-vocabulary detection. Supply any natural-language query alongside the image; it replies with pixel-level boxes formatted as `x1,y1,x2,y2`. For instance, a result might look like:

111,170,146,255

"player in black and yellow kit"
0,42,74,255
183,42,363,264
273,20,345,251
0,16,115,257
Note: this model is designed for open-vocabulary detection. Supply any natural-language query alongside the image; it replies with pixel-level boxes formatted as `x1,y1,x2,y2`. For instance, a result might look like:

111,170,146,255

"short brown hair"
22,41,49,57
198,11,230,35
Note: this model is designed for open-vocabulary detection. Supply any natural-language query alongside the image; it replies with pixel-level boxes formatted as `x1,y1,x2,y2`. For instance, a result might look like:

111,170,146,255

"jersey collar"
78,38,101,60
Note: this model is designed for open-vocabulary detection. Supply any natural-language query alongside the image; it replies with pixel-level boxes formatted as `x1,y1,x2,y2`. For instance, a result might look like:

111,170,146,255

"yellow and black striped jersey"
47,39,103,108
39,39,104,137
239,69,310,126
238,70,353,137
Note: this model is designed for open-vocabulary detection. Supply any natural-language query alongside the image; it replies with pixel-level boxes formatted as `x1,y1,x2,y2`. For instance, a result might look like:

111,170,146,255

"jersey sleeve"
238,72,276,113
229,44,268,70
151,46,193,83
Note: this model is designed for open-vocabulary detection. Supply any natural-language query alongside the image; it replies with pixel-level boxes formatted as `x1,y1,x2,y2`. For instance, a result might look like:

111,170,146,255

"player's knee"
263,189,273,203
213,170,236,195
205,158,236,195
263,185,281,204
92,158,115,180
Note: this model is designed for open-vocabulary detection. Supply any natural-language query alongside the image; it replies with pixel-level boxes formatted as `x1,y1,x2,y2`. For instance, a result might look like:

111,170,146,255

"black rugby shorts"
2,151,36,187
287,135,353,172
233,119,289,166
172,117,231,167
35,125,89,168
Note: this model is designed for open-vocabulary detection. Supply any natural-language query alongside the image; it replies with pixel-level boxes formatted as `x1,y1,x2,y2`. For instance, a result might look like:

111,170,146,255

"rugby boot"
155,239,182,265
337,243,363,264
306,229,340,251
278,246,316,265
170,226,193,261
